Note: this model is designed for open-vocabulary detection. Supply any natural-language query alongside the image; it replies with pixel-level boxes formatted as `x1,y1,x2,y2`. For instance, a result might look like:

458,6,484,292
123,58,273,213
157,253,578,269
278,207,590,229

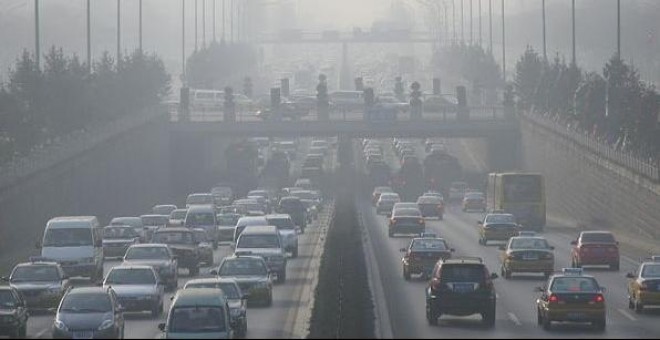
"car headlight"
230,308,242,318
54,320,68,331
98,319,114,331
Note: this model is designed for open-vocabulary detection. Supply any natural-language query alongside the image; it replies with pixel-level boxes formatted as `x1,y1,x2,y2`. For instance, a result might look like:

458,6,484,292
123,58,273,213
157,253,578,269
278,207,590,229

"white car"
102,265,164,317
266,214,299,258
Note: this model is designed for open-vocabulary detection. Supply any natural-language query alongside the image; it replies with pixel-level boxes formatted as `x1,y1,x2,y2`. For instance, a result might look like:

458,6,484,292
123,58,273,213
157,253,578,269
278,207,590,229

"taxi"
626,256,660,313
400,236,454,280
499,236,554,279
536,268,606,331
478,213,519,245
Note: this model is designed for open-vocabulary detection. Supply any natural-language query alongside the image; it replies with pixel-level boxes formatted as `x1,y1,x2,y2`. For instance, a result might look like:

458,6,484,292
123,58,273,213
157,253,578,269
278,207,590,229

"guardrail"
0,107,167,192
522,111,659,183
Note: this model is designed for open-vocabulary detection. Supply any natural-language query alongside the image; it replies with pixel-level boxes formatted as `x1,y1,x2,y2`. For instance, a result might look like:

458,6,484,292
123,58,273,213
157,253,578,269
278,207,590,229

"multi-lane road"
360,139,660,339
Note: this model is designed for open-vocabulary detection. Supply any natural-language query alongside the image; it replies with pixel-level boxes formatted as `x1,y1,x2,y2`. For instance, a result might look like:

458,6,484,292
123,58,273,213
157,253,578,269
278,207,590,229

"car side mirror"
570,240,577,245
548,246,555,250
158,323,166,332
450,248,455,252
626,273,635,279
535,286,545,292
399,248,407,252
600,287,607,293
477,221,483,225
210,269,218,276
241,293,250,300
490,273,498,279
498,246,506,251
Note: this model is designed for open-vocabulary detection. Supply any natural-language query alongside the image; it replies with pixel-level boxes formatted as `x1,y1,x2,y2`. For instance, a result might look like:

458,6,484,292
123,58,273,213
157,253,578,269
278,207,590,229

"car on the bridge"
211,255,273,307
462,191,486,212
277,196,307,234
122,244,178,291
417,195,444,219
102,225,141,259
448,181,469,202
570,231,619,270
626,256,660,313
185,205,219,249
499,236,555,279
186,193,216,208
192,228,215,266
536,268,606,331
478,213,520,246
140,214,170,242
168,208,188,227
376,192,401,215
183,278,248,338
216,213,241,243
110,216,147,242
102,265,164,317
425,257,498,327
4,261,70,310
152,205,177,216
158,288,234,339
234,226,287,283
266,214,299,258
388,207,425,238
52,286,125,339
0,286,29,338
401,237,454,280
233,216,269,244
151,228,201,276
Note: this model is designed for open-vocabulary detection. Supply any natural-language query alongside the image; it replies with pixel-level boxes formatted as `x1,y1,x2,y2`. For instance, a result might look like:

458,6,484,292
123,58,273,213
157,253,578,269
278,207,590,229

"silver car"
265,214,299,258
183,278,248,338
122,244,178,291
102,225,140,259
103,265,164,317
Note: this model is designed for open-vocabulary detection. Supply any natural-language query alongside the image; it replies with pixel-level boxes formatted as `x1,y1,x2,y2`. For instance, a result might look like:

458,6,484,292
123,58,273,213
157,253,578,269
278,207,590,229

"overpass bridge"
253,30,437,45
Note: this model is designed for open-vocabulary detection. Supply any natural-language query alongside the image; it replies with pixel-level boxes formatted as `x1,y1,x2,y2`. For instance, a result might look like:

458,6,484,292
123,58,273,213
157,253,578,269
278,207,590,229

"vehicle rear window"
11,266,60,282
509,238,549,250
61,293,112,313
440,265,484,283
641,264,660,278
417,197,441,204
411,239,447,251
394,208,422,217
237,235,280,249
550,277,599,292
186,213,215,226
169,306,226,333
485,214,516,224
581,233,616,243
125,247,169,260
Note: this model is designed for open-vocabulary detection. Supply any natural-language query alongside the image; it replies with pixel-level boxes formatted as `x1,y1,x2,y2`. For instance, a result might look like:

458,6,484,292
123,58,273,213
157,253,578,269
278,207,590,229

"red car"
570,231,619,270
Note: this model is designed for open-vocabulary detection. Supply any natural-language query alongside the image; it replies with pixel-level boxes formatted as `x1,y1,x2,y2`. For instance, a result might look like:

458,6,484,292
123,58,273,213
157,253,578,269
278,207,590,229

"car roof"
111,265,154,271
188,193,213,197
127,243,169,248
186,205,215,212
67,287,110,295
441,257,484,265
112,216,142,221
266,214,292,220
172,288,228,306
240,225,278,235
580,230,613,235
140,214,169,218
14,261,61,268
154,204,177,208
154,227,191,233
185,277,238,286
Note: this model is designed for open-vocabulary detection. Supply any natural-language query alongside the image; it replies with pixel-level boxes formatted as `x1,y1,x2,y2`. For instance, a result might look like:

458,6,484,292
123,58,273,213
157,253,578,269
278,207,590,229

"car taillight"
418,218,425,224
431,277,441,291
548,294,559,303
593,294,605,303
640,282,649,291
608,247,618,253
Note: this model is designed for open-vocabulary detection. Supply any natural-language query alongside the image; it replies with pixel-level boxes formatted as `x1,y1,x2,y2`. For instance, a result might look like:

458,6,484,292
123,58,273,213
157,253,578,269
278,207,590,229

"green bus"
486,173,546,231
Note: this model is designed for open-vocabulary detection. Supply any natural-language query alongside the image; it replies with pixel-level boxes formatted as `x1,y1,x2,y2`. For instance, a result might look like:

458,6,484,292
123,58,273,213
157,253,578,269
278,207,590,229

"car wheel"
403,266,411,280
266,293,273,307
16,323,26,339
611,262,619,271
292,247,299,258
426,301,439,326
212,241,218,250
592,318,606,332
482,306,496,328
502,266,511,279
628,296,634,310
537,309,543,325
542,314,552,330
635,299,644,314
277,270,286,283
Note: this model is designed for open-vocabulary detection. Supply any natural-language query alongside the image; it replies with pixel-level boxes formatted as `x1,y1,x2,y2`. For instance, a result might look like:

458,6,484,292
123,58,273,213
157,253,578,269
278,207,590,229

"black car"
151,228,201,276
425,257,498,327
277,196,307,234
401,237,454,280
0,286,29,338
52,287,124,339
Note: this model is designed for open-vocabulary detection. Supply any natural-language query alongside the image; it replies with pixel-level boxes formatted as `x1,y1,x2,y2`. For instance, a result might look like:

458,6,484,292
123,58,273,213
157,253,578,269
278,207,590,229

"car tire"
16,323,26,339
482,306,496,328
277,270,286,283
292,247,299,259
426,301,439,326
501,266,511,279
635,299,644,314
403,267,411,280
212,240,218,250
266,293,273,307
542,314,552,330
537,309,543,325
611,262,619,271
592,318,606,332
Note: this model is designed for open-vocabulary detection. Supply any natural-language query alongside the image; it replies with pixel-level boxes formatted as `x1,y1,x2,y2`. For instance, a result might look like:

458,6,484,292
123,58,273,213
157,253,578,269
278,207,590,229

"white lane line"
33,328,49,339
507,312,522,326
617,308,637,322
496,293,499,299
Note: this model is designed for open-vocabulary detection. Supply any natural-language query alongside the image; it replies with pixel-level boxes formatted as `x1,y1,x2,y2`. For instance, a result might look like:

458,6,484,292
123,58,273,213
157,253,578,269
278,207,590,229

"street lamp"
35,0,40,68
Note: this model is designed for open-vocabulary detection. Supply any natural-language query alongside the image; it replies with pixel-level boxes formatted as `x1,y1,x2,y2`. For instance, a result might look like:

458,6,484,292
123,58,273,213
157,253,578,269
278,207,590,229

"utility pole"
222,0,226,41
213,0,216,42
202,0,206,48
470,0,473,45
616,0,621,59
501,0,505,82
230,0,234,43
461,0,464,43
542,0,547,62
139,0,143,51
571,0,576,66
489,0,492,53
452,0,456,43
194,0,198,51
182,0,186,81
478,0,482,47
117,0,121,65
35,0,40,69
86,0,91,73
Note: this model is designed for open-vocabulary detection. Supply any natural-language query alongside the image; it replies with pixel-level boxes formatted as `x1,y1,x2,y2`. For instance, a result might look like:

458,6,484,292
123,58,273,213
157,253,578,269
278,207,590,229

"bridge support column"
337,134,353,170
339,42,351,90
486,132,521,172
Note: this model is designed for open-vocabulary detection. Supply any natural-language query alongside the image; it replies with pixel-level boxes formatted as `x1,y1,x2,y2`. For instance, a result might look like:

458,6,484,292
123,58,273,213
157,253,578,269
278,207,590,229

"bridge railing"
522,111,659,183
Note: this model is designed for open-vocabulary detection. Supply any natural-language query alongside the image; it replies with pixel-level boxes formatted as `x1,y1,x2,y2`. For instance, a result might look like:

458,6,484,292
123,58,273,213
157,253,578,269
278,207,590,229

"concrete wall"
0,114,230,272
519,116,660,239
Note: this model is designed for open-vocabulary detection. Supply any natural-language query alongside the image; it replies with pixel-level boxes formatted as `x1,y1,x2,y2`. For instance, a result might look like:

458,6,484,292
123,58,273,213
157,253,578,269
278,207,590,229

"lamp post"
139,0,143,51
571,0,576,66
117,0,121,65
35,0,40,68
86,0,91,72
542,0,547,62
616,0,621,59
501,0,505,82
182,0,186,81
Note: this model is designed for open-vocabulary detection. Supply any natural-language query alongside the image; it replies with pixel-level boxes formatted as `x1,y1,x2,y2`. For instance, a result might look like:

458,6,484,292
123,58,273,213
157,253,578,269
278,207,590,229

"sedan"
388,207,425,237
499,236,555,279
103,265,164,317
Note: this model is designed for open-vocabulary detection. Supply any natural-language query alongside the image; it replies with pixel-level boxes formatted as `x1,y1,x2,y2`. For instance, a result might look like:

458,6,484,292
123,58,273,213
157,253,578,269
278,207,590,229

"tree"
513,46,544,110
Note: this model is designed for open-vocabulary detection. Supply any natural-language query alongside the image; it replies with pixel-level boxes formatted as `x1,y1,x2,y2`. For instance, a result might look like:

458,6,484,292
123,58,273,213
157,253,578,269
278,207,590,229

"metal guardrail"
0,108,167,192
523,112,659,183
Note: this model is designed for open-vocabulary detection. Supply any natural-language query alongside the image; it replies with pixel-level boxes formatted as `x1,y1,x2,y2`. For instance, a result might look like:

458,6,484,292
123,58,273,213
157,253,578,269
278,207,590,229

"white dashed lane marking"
507,312,522,326
617,308,637,322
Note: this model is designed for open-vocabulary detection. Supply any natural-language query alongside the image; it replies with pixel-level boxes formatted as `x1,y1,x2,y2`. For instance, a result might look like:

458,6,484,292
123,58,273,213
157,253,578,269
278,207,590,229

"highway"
360,139,660,339
21,138,335,339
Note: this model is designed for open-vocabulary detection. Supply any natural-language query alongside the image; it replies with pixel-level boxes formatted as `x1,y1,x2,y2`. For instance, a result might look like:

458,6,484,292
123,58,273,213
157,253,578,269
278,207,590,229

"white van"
37,216,104,281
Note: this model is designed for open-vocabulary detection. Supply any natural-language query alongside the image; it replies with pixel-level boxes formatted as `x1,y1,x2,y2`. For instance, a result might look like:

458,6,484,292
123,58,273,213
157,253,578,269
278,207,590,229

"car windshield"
186,283,240,299
142,216,168,226
188,195,214,205
60,293,112,313
111,218,142,228
219,259,268,276
169,306,226,333
237,235,280,248
411,239,447,251
217,215,239,226
186,213,215,226
267,218,295,230
42,228,92,247
393,208,421,217
105,268,156,285
103,227,139,239
641,264,660,278
418,197,441,204
154,206,176,215
509,238,550,250
551,277,599,292
485,214,516,224
0,291,17,309
380,194,400,201
441,265,484,283
125,247,170,260
152,232,195,245
581,233,616,243
11,266,60,282
171,210,188,220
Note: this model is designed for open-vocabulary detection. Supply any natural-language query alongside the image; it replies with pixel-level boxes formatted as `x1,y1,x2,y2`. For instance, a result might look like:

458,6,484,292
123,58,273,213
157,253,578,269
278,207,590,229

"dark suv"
151,228,201,276
425,257,498,327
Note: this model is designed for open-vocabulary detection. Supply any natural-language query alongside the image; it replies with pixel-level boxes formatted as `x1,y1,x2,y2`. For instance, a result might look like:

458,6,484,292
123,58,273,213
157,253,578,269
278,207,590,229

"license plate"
73,331,94,339
523,254,538,260
453,283,473,293
565,312,586,320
